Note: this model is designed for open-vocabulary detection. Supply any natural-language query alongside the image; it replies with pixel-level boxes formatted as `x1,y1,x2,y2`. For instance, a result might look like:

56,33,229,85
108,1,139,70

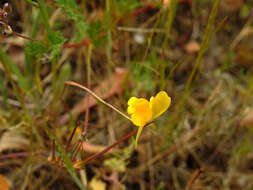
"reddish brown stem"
62,38,90,49
65,120,80,152
82,46,91,137
0,152,47,160
84,121,154,163
52,139,55,160
61,32,106,49
60,84,71,113
72,140,82,161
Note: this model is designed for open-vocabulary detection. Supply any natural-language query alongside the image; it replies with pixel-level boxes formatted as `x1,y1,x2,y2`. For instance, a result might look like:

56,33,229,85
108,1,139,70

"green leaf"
55,63,71,95
0,47,30,90
0,72,8,108
55,141,85,190
25,0,39,6
115,0,142,14
55,0,87,42
87,20,106,47
48,31,67,58
25,42,47,56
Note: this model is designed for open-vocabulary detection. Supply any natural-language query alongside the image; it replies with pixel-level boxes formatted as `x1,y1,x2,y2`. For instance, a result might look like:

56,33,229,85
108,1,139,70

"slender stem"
0,151,47,160
105,0,112,76
72,141,82,162
12,31,40,42
52,139,55,160
38,0,51,35
65,120,80,152
82,44,93,136
65,81,131,121
84,121,154,163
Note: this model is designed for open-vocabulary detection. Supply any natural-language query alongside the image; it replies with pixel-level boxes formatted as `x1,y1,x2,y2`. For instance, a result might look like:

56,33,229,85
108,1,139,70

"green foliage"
0,47,30,91
55,63,71,96
115,0,142,14
25,42,47,56
56,141,85,190
221,51,234,71
48,31,67,58
240,0,251,18
25,0,39,6
103,143,135,172
55,0,87,42
0,73,8,108
130,61,156,93
156,182,164,190
87,20,105,47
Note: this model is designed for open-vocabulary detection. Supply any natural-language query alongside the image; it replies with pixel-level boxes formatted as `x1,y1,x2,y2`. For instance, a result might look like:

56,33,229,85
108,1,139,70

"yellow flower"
127,91,171,147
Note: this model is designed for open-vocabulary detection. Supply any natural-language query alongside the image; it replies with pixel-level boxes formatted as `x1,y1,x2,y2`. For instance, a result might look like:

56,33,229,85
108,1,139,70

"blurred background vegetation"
0,0,253,189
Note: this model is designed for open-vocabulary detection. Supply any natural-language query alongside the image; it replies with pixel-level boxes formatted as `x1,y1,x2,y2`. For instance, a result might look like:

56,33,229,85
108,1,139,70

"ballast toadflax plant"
127,91,171,147
58,82,172,170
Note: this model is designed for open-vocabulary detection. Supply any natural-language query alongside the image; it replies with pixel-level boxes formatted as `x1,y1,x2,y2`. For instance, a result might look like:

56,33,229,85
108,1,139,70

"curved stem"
84,121,154,163
65,81,131,121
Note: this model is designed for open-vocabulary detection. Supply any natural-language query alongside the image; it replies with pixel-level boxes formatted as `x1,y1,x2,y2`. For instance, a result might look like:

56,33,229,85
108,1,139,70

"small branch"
82,44,93,137
117,26,166,34
84,121,154,163
65,81,131,121
12,31,40,42
0,151,47,160
52,139,55,160
65,120,80,152
185,168,204,190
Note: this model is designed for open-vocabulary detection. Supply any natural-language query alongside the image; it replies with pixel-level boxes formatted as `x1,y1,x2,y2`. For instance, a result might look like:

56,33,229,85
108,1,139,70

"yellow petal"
128,97,137,105
150,91,171,119
127,105,135,114
131,114,147,127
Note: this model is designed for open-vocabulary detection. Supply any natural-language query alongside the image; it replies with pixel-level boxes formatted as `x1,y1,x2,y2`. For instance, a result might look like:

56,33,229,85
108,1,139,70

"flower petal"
127,105,135,114
150,91,171,119
128,97,137,105
131,114,146,127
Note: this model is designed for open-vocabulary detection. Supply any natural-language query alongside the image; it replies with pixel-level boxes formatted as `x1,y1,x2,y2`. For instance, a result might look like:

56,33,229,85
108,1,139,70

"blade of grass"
56,141,85,190
162,0,179,48
83,44,93,136
25,0,39,7
174,0,221,117
0,73,8,108
0,46,44,147
38,0,51,35
106,0,112,77
25,10,41,76
0,47,30,91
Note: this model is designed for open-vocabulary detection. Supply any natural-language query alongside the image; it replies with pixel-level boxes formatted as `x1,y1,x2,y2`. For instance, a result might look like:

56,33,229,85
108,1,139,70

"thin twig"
117,26,166,34
185,168,204,190
52,139,55,160
12,31,40,42
0,151,47,160
84,121,154,163
82,45,92,137
65,81,131,121
65,120,80,152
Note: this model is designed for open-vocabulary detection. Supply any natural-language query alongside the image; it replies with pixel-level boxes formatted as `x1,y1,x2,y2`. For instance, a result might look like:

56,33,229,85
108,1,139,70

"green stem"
38,0,51,34
106,0,112,76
